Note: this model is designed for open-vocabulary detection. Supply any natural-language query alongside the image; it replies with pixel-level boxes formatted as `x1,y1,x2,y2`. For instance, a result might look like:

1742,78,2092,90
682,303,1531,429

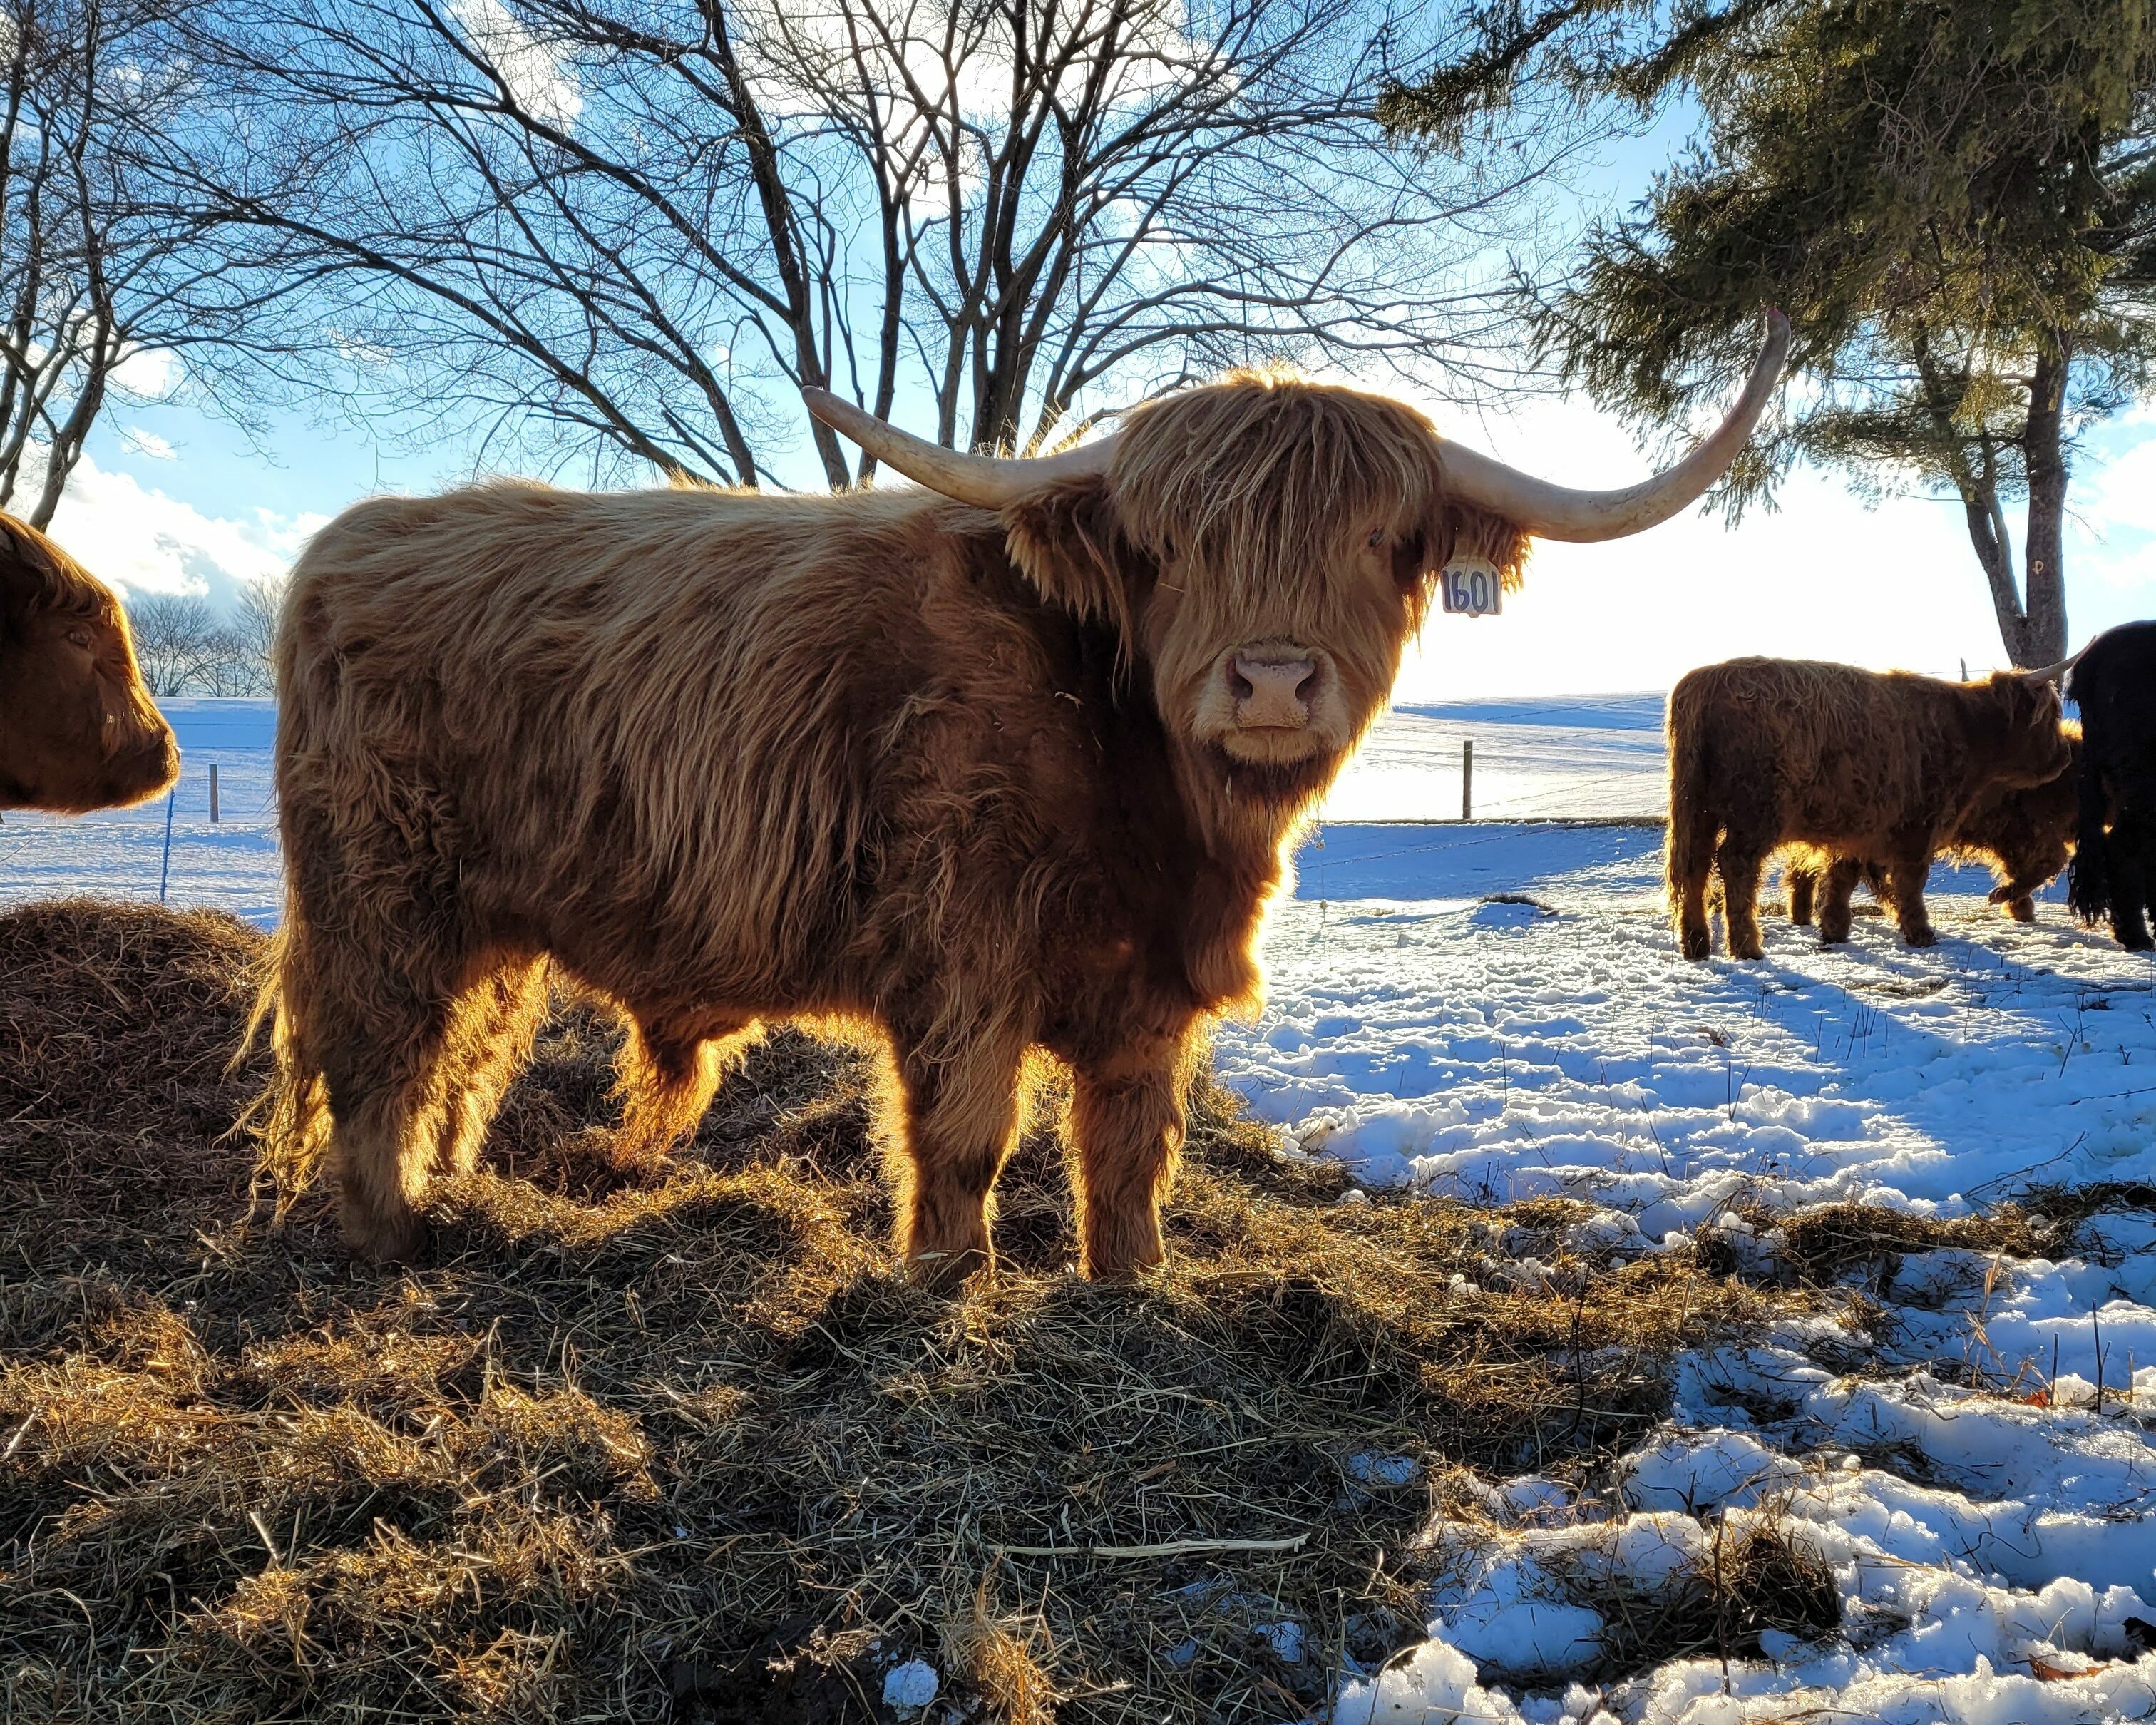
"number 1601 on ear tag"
1439,557,1502,618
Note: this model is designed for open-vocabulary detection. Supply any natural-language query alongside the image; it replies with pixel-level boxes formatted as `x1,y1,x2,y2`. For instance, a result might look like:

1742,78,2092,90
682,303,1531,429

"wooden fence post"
209,762,220,824
1462,740,1473,821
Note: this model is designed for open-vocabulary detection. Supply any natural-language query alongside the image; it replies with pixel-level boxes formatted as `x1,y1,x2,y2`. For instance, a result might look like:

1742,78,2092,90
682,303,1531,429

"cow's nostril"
1228,664,1255,700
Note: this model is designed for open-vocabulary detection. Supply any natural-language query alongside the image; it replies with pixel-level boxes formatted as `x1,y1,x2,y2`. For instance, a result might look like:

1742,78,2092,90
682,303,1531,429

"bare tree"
126,590,220,695
225,572,284,692
0,0,329,528
196,0,1582,486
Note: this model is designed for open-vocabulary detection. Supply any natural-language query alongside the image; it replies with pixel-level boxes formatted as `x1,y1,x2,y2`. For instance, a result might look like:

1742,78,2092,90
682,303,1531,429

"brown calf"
1782,727,2080,936
1668,658,2070,959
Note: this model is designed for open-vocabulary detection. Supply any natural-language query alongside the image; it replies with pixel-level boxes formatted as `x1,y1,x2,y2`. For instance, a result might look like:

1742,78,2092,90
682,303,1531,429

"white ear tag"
1439,556,1502,618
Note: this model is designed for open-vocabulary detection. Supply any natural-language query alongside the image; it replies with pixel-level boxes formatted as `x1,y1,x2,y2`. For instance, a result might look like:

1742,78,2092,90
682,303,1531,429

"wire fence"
0,699,1675,922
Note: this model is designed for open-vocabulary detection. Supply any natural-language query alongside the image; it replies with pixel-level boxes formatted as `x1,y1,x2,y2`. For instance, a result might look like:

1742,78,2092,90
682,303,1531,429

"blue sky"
44,111,2155,701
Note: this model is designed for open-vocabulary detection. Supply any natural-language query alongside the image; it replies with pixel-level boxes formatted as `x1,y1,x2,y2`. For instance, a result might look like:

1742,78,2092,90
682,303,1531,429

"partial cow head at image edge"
0,513,178,814
808,313,1789,846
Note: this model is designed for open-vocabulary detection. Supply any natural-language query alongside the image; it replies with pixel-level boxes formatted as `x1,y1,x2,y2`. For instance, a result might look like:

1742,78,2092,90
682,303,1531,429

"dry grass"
0,899,1791,1723
1556,1516,1839,1680
1728,1199,2050,1288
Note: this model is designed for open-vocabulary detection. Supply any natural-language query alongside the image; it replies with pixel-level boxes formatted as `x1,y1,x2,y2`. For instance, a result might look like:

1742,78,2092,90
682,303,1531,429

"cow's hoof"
1678,928,1711,962
2006,899,2036,923
1729,936,1765,961
1902,928,1936,948
342,1204,428,1264
905,1242,991,1291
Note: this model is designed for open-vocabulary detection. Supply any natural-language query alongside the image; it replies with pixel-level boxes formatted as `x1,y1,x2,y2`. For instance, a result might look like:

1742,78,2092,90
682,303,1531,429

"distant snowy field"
15,697,2156,1722
0,698,280,923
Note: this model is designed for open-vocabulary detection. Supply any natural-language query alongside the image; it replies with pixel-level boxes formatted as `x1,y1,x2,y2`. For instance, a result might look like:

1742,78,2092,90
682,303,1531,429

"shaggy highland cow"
0,512,176,813
2068,621,2156,950
1782,726,2080,933
1668,657,2070,959
264,320,1786,1275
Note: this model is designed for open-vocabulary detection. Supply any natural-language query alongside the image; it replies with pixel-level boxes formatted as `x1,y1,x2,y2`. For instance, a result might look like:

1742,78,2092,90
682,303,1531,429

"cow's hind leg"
1881,836,1937,947
1715,828,1772,961
1669,809,1718,960
887,1020,1027,1288
614,1010,757,1167
1816,858,1864,945
1069,1033,1191,1282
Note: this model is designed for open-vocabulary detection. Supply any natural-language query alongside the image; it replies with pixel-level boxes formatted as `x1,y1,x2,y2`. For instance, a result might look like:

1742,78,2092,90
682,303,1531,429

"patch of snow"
880,1657,938,1711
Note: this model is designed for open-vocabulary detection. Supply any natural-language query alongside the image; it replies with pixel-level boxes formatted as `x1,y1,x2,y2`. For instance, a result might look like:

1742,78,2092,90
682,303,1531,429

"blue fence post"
158,784,178,904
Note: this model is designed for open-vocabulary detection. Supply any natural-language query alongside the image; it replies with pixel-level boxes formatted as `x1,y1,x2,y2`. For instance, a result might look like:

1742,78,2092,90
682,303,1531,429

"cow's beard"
1176,737,1344,859
1208,744,1338,808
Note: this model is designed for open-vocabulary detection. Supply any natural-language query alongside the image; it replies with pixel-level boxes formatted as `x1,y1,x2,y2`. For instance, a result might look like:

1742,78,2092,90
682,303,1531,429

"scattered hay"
1,900,1788,1721
1730,1200,2048,1287
1561,1515,1839,1679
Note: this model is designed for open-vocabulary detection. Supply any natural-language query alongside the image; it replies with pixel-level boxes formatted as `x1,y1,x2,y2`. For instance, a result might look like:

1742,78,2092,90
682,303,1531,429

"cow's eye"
66,627,91,648
1366,527,1385,551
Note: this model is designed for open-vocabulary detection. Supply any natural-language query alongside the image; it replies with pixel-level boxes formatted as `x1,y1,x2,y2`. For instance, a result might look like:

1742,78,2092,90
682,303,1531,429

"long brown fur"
1782,726,2081,931
0,512,176,812
1665,657,2071,959
263,372,1526,1276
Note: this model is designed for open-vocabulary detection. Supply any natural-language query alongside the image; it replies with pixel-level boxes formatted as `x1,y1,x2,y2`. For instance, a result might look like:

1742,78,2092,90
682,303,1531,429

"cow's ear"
1412,501,1532,599
1000,476,1149,635
1991,670,2055,727
0,516,48,626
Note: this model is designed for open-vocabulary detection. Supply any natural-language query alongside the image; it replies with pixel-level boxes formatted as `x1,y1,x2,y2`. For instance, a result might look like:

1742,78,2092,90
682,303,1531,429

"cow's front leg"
1987,879,2039,923
888,1021,1027,1288
2110,819,2155,951
1786,863,1817,926
1070,1035,1191,1281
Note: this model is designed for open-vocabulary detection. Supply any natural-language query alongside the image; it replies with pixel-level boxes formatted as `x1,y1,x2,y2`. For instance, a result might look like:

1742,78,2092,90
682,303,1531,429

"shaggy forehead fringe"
4,520,107,617
1112,372,1430,590
1107,370,1531,600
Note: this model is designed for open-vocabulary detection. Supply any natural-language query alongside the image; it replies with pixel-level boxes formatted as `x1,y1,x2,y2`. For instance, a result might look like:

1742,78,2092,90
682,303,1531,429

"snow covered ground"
1325,694,1667,822
14,696,2156,1720
1223,831,2156,1723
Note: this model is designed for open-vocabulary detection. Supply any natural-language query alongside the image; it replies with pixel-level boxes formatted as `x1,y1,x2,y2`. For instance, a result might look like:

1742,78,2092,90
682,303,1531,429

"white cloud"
42,451,324,605
451,0,582,127
118,426,178,460
111,344,181,401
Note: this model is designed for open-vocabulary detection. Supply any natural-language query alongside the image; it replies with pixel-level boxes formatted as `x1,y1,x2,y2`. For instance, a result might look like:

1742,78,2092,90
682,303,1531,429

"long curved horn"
2018,649,2082,684
801,387,1115,508
1438,311,1792,542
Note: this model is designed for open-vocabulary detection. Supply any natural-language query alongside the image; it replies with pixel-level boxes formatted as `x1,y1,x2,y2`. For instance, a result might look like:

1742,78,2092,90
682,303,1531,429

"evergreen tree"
1386,0,2156,665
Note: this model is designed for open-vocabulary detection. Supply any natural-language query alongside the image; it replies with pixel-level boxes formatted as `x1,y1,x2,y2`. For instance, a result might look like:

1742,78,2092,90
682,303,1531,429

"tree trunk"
2018,342,2070,667
1956,478,2033,668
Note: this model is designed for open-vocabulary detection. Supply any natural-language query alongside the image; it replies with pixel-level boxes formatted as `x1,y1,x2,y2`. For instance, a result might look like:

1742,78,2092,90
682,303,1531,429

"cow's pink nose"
1230,653,1317,727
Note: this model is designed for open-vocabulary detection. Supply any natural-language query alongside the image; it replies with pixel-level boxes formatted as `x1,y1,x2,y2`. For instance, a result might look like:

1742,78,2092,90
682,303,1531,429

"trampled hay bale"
1,899,1784,1722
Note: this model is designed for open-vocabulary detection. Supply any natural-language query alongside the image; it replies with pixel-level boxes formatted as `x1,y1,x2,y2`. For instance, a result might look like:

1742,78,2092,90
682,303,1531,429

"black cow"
2067,620,2156,949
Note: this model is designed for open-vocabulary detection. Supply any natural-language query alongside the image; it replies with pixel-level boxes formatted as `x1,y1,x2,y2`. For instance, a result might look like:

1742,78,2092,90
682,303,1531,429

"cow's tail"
2068,744,2113,928
234,890,335,1218
1664,681,1718,926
